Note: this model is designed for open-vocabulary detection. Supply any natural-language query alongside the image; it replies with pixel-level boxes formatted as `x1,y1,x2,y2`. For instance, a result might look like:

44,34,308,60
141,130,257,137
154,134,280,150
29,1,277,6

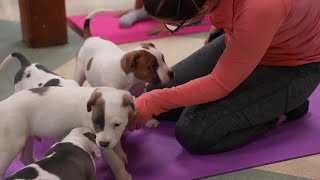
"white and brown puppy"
74,10,174,89
5,127,100,180
0,52,79,93
0,86,134,180
74,9,172,128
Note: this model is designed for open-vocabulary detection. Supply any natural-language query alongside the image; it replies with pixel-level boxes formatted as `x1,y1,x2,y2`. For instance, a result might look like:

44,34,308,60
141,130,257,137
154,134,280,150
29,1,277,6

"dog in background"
0,52,79,93
5,127,100,180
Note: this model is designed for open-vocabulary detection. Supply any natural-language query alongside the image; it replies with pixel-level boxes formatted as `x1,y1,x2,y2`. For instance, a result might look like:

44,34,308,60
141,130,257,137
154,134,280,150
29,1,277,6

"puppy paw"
145,118,160,128
115,148,128,165
116,172,132,180
118,152,128,165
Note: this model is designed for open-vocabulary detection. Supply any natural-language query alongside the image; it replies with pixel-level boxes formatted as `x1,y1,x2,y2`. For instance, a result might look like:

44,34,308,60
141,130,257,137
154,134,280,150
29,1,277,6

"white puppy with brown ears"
0,86,135,180
74,9,174,89
74,9,173,128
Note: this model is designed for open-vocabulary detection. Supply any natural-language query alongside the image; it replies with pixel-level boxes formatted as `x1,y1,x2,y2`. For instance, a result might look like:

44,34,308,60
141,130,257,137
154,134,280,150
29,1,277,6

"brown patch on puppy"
122,94,135,113
87,90,106,132
141,43,155,49
86,57,94,71
29,87,49,96
120,50,160,83
87,90,102,112
83,18,93,39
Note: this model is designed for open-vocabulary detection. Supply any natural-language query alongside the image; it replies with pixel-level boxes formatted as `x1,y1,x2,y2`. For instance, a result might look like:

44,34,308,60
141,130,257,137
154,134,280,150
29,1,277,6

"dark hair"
143,0,206,21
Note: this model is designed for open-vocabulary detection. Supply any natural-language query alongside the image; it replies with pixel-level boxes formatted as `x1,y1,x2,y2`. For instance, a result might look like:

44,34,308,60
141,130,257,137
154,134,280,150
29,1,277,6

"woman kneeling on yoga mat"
127,0,320,154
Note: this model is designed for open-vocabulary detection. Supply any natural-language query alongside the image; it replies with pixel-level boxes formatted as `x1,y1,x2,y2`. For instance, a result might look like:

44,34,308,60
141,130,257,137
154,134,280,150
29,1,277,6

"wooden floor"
0,0,319,179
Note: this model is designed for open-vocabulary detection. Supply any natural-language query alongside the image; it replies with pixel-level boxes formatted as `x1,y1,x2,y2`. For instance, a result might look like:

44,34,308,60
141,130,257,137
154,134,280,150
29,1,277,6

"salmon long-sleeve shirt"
135,0,320,121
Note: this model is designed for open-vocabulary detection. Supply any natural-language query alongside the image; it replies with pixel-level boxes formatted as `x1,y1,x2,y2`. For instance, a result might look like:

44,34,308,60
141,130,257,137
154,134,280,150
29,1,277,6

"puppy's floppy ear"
141,42,156,49
121,52,140,74
83,132,96,143
87,91,102,112
122,94,136,114
146,43,155,48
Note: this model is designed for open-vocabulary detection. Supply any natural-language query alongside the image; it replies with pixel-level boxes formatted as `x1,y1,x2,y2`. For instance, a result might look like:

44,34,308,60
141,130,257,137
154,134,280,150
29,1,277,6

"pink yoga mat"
5,87,320,179
67,11,212,44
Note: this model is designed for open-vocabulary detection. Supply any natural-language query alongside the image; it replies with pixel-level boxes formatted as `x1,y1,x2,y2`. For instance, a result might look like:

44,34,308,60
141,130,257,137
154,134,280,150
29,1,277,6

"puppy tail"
0,52,31,70
83,9,112,39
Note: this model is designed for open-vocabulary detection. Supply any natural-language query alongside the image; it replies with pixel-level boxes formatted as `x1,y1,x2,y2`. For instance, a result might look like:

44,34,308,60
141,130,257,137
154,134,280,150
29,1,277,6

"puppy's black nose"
167,71,175,80
99,141,110,148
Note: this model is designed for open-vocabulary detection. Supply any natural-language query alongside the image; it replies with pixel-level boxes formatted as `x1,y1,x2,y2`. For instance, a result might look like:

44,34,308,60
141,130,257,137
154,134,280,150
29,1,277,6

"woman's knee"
174,104,256,155
174,112,226,155
175,122,204,154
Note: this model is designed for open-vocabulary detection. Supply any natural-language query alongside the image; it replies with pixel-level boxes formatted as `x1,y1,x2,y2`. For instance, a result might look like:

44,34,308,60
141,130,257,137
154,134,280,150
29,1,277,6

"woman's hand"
126,112,146,131
146,23,168,36
204,26,217,45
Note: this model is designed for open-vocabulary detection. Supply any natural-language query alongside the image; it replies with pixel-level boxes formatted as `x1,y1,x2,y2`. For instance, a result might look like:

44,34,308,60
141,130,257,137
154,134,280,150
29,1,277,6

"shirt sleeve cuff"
134,95,153,122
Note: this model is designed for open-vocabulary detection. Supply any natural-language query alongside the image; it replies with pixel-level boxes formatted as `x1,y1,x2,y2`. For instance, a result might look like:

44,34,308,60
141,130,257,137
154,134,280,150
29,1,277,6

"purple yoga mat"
5,87,320,179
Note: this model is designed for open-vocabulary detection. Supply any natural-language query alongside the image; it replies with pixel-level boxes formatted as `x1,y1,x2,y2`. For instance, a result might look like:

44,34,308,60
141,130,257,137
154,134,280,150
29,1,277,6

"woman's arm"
135,1,285,121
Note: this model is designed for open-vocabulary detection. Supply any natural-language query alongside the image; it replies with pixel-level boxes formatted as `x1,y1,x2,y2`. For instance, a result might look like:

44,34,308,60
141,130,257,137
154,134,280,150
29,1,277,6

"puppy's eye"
149,63,158,70
153,64,157,69
114,123,121,128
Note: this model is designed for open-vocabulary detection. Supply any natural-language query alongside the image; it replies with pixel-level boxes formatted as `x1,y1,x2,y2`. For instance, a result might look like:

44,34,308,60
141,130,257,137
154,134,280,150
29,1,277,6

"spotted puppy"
74,9,173,128
0,86,135,180
0,52,79,93
5,127,100,180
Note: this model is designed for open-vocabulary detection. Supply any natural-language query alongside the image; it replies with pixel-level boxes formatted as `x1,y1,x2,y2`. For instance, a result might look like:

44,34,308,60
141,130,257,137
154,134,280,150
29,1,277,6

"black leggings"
146,34,320,155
